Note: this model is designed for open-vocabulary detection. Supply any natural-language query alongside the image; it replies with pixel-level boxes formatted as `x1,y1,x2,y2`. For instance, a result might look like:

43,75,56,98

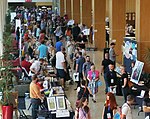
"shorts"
56,69,66,78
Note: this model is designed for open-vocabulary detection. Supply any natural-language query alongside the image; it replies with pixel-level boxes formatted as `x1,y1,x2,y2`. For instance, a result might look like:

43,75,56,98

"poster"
123,37,137,74
130,60,144,84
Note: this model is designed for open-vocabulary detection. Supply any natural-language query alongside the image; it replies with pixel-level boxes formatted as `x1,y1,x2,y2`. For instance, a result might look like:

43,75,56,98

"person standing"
120,65,130,102
101,53,113,94
75,52,85,90
109,42,117,66
75,97,91,119
122,95,134,119
72,24,81,42
56,47,66,88
106,64,117,93
55,35,65,52
87,64,100,103
30,75,44,119
82,56,93,81
37,40,48,59
54,26,63,42
102,92,118,119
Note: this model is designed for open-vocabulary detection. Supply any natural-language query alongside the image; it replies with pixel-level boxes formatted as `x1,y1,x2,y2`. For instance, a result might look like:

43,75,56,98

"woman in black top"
143,90,150,118
120,65,130,102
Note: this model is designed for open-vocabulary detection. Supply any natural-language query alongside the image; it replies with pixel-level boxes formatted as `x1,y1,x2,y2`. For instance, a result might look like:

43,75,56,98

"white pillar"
80,0,82,24
0,0,3,56
64,0,67,14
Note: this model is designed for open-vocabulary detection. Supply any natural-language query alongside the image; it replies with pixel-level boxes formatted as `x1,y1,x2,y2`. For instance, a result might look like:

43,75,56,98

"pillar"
109,0,126,63
72,0,80,24
82,0,92,27
136,0,150,72
93,0,106,50
66,0,71,19
60,0,65,16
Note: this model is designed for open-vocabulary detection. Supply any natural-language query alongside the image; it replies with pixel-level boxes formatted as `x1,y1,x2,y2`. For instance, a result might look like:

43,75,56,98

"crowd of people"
10,6,150,119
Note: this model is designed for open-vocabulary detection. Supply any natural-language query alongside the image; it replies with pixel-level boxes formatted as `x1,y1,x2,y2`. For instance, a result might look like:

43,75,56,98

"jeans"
31,98,41,119
104,73,109,93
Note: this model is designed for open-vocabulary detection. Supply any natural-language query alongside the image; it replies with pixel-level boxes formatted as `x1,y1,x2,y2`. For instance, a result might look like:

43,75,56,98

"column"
73,0,80,24
60,0,65,16
82,0,92,27
80,0,82,24
136,0,150,72
93,0,106,50
66,0,71,19
0,0,3,56
109,0,126,63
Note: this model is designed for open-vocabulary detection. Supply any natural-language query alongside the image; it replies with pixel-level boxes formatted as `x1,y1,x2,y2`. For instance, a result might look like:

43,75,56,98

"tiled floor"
15,50,145,119
65,50,145,119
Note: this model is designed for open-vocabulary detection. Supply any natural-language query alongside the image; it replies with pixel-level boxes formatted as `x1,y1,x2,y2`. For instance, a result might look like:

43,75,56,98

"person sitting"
21,56,32,74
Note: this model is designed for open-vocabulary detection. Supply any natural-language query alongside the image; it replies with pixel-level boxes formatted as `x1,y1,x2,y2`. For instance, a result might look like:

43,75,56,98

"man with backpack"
121,95,134,119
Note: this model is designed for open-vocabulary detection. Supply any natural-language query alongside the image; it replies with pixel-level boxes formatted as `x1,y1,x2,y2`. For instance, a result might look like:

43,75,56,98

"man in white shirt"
56,47,66,88
122,95,134,119
29,58,44,76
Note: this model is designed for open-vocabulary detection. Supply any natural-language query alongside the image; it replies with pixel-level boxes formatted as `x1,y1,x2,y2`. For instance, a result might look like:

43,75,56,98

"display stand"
123,37,137,74
38,86,74,119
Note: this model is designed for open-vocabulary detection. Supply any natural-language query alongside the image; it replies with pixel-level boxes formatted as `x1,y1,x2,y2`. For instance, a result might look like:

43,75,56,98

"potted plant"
0,31,15,119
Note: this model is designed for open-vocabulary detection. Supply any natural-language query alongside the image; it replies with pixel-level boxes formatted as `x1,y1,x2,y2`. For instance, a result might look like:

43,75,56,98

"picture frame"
56,96,66,110
130,60,144,84
47,96,57,111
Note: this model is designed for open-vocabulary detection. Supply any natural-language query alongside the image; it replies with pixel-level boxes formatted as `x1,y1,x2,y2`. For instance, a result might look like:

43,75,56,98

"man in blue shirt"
37,40,48,59
75,52,85,89
55,36,64,52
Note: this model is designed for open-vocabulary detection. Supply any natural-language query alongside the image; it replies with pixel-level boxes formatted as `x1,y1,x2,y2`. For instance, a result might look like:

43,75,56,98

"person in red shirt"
21,56,32,73
36,78,44,93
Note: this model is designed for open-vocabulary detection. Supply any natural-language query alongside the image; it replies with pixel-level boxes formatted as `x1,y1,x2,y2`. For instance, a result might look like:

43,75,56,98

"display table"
38,86,74,119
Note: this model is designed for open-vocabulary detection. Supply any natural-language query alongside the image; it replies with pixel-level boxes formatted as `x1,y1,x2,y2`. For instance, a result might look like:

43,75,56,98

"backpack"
76,87,86,107
115,103,130,119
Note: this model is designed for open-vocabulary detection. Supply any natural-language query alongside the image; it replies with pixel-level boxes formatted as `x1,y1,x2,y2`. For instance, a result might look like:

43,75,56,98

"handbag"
97,80,102,87
73,72,79,82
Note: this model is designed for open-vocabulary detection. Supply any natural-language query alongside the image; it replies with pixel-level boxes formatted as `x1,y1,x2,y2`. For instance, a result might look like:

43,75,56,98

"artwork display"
47,97,57,111
56,96,66,110
130,60,144,84
123,37,137,74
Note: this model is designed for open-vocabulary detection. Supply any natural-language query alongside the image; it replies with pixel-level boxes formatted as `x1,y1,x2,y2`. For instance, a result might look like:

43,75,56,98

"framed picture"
130,60,144,84
56,96,66,110
47,97,57,111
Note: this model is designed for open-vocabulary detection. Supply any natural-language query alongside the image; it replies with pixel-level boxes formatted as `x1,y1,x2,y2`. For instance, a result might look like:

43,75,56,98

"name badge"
111,79,114,83
107,113,111,118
